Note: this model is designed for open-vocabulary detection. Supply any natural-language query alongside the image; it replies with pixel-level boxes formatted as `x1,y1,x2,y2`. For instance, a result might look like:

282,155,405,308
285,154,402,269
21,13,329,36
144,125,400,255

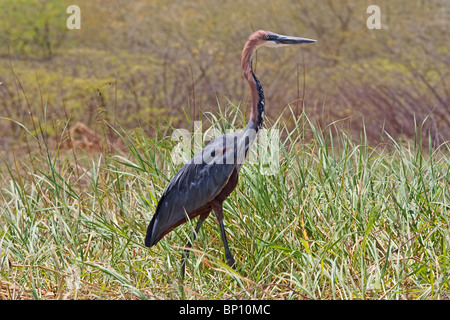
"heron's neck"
242,48,265,132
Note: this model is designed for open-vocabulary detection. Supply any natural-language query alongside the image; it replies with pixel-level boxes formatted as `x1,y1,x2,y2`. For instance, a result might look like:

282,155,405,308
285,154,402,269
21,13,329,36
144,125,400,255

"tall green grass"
0,107,449,299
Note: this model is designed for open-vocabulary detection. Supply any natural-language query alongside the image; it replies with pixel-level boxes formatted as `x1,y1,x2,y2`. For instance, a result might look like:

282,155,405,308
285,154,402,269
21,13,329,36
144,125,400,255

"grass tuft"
0,107,449,299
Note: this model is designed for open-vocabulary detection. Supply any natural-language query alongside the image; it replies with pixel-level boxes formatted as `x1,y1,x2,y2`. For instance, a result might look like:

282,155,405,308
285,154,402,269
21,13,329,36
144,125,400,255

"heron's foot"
226,254,236,270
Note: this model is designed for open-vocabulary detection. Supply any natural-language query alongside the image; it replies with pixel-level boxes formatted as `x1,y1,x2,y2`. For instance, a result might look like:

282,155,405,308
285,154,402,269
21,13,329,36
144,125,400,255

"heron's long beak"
275,35,316,45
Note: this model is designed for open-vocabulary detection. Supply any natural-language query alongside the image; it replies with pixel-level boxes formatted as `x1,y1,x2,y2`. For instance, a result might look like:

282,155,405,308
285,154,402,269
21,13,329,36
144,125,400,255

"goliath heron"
145,30,316,273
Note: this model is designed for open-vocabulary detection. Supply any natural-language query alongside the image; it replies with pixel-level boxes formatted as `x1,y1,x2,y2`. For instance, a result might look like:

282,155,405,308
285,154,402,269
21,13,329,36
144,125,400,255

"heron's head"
241,30,316,79
248,30,316,49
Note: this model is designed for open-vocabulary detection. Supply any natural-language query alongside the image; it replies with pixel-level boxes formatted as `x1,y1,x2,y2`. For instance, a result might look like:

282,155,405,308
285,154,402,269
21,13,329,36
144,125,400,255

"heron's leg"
211,202,236,269
181,213,209,278
181,218,203,263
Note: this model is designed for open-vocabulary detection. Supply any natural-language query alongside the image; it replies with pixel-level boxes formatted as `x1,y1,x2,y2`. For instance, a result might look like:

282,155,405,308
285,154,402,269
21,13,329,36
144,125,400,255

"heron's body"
145,129,253,247
144,30,315,271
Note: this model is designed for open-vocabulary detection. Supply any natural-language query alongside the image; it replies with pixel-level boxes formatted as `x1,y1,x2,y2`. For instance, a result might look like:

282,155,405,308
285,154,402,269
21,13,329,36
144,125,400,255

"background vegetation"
1,0,448,150
0,0,449,300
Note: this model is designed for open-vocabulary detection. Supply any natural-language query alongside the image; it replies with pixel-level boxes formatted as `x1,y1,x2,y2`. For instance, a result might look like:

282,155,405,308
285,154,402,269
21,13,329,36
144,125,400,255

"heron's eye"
265,34,270,40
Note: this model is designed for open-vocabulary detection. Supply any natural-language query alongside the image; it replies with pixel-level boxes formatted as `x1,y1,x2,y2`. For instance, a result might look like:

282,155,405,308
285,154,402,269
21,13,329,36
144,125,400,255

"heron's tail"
144,217,158,247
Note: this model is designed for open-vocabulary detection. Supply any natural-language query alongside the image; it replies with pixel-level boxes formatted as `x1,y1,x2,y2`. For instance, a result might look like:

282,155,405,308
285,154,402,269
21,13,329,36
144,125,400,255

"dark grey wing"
144,132,243,247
